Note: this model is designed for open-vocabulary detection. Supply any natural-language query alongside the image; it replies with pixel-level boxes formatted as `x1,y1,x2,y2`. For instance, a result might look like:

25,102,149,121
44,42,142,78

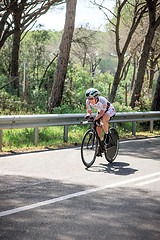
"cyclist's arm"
87,110,92,117
86,100,92,117
95,110,105,120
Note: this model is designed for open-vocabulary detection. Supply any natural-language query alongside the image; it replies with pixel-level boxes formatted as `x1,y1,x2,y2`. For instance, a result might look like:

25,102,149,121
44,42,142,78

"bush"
0,91,30,115
113,102,132,112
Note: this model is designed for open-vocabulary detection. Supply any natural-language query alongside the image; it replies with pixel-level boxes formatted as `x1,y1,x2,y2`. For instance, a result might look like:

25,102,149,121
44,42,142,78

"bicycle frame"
82,118,117,151
92,120,117,150
92,121,105,152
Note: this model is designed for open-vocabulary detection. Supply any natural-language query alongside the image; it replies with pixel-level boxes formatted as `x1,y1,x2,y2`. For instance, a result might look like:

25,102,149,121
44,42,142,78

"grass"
1,125,89,152
1,122,160,153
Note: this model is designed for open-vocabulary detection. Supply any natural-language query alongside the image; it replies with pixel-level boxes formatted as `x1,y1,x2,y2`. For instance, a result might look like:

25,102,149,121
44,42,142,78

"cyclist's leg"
101,112,110,134
96,111,103,140
97,125,103,140
102,108,116,143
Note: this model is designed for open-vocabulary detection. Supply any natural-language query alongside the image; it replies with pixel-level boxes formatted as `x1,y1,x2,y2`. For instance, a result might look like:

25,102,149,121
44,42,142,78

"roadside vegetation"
1,122,160,153
0,1,160,152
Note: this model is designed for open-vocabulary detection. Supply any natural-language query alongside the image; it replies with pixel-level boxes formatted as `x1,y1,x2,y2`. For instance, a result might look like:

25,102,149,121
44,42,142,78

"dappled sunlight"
0,174,159,240
119,138,160,161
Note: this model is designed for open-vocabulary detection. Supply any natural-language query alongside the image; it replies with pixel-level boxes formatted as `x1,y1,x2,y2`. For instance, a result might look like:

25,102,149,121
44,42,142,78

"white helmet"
85,88,101,98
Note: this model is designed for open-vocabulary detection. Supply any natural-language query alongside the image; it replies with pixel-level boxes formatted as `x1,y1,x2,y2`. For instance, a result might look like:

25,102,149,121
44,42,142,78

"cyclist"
85,88,116,147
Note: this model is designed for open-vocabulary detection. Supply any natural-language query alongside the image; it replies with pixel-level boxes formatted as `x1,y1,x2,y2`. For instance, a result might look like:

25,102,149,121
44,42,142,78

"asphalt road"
0,137,160,240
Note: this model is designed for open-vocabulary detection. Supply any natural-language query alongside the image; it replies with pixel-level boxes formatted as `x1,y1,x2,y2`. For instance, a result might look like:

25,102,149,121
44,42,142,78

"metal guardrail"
0,111,160,150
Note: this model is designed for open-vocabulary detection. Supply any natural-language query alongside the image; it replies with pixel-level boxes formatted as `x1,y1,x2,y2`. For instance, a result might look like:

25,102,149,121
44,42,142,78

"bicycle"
81,118,119,168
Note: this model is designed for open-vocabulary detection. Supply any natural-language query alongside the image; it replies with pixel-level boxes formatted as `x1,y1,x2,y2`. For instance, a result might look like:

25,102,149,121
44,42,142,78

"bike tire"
81,129,98,168
104,128,119,163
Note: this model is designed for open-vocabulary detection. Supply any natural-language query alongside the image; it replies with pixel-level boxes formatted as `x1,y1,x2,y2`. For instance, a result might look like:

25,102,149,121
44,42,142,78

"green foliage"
0,91,30,115
60,65,115,113
2,125,89,150
63,64,93,106
0,75,10,92
133,77,153,112
3,127,64,150
0,21,159,151
0,27,156,115
94,72,114,98
134,93,152,112
51,104,85,114
113,102,132,112
2,123,160,152
19,30,61,84
0,37,12,76
99,57,118,74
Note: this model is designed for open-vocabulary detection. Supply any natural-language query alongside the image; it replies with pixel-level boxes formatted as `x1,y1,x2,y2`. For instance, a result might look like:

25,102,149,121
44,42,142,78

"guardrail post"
64,125,68,142
34,128,39,146
150,120,153,133
0,130,2,151
132,122,136,135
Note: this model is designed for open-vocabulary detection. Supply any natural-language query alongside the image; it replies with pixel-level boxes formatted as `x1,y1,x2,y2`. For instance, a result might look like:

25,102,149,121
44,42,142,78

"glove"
84,115,90,120
88,116,94,122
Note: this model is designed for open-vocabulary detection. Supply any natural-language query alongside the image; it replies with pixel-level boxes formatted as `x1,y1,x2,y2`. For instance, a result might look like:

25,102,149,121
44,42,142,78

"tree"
148,30,160,90
48,0,77,112
0,1,64,49
151,71,160,110
0,1,13,49
0,0,64,95
130,0,160,108
10,0,25,96
19,30,61,98
93,0,148,103
71,27,97,67
110,0,148,102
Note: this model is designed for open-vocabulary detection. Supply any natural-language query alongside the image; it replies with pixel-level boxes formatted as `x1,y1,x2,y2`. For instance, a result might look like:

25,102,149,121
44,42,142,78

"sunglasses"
88,97,94,100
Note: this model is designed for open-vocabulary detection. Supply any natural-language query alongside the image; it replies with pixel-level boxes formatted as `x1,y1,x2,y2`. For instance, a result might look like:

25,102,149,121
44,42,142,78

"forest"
0,0,160,116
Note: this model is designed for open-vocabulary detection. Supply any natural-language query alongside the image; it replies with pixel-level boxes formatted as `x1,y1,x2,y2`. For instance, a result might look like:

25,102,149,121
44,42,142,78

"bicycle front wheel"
105,128,119,163
81,129,98,168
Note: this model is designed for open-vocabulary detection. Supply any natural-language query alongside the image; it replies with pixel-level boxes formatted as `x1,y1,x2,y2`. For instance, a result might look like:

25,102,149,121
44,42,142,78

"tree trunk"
149,61,156,90
48,0,77,113
0,11,11,50
10,1,25,97
109,0,147,103
130,0,160,108
109,56,124,102
130,26,155,108
151,71,160,110
82,51,87,67
149,51,160,90
11,27,21,96
130,54,137,91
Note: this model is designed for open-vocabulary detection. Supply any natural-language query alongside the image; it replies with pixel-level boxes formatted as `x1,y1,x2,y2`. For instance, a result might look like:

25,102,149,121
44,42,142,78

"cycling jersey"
86,96,116,117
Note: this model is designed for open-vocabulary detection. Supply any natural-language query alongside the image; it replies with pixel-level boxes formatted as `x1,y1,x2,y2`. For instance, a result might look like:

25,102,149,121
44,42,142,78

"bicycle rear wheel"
105,128,119,163
81,129,98,167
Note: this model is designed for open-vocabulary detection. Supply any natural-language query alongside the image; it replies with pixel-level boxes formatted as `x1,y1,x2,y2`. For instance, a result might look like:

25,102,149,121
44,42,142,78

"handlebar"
81,118,101,125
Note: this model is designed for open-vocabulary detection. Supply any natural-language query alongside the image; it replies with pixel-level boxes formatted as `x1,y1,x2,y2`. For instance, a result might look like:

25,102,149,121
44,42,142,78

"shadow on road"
0,175,159,240
119,138,160,161
86,162,138,175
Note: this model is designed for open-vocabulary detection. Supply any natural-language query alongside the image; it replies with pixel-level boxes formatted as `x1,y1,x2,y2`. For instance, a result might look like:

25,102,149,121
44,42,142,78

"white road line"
135,177,160,186
119,136,160,144
45,137,160,151
0,172,160,218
